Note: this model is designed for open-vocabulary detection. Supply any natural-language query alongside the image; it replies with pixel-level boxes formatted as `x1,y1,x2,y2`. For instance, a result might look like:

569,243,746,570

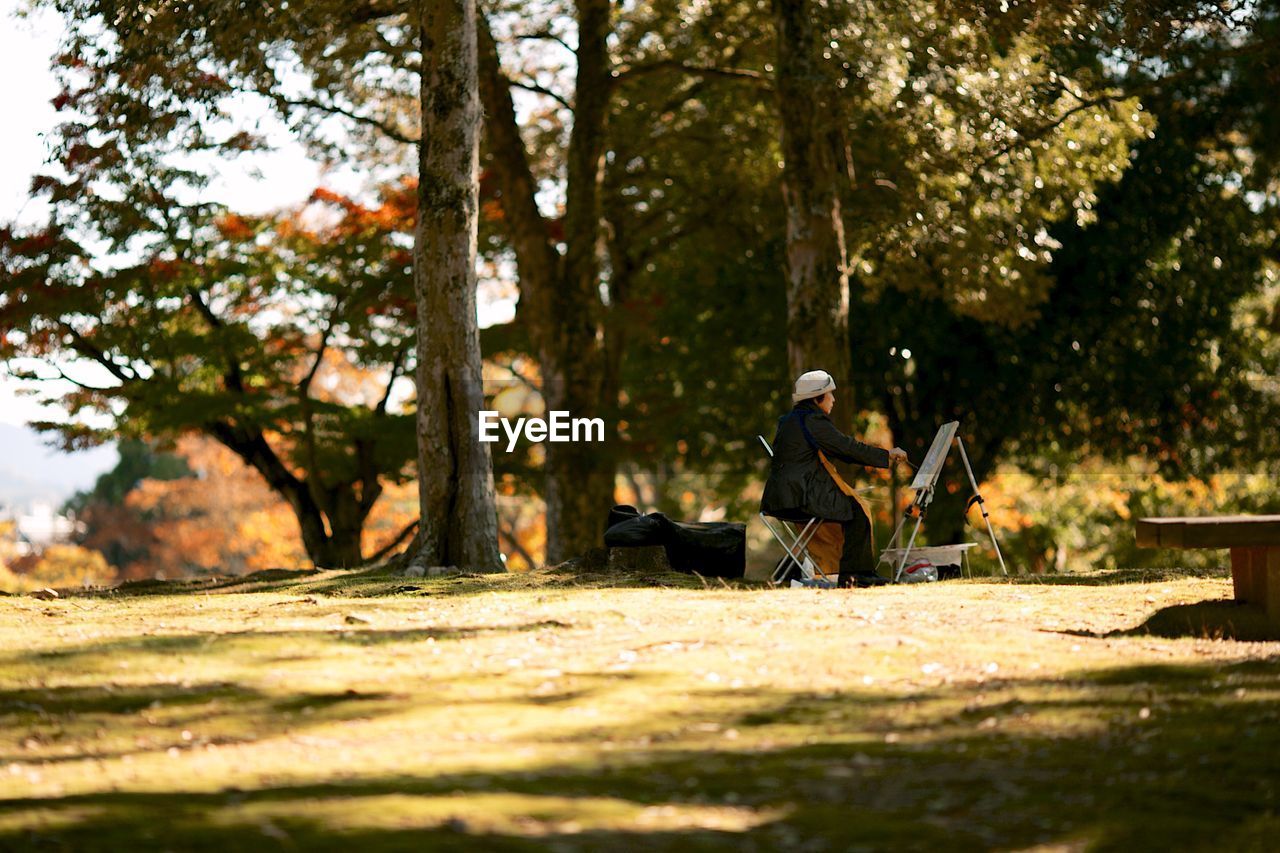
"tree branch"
350,1,411,24
612,59,771,89
60,324,135,383
977,36,1268,170
375,346,408,416
368,517,420,563
299,301,344,398
207,419,304,499
498,514,536,568
354,436,383,516
513,30,575,55
273,93,418,145
8,362,118,392
510,79,572,111
185,287,248,394
979,91,1126,168
51,364,116,392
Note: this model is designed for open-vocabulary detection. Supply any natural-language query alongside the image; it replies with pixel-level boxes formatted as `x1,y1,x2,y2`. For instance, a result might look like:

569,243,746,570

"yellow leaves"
4,544,117,592
121,436,308,578
980,455,1280,573
362,480,418,560
503,516,545,573
491,384,544,419
973,472,1035,532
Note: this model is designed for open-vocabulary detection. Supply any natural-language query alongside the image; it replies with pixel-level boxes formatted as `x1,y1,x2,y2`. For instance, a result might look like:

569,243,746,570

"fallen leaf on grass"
271,596,318,606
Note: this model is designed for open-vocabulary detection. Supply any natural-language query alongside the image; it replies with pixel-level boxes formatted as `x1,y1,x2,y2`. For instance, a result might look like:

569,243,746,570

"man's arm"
806,413,892,469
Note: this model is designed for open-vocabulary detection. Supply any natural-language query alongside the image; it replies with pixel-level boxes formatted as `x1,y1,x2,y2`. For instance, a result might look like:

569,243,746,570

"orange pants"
807,521,845,579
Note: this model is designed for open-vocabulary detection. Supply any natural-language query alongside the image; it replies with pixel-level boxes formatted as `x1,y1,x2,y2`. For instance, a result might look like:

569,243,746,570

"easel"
879,421,1008,582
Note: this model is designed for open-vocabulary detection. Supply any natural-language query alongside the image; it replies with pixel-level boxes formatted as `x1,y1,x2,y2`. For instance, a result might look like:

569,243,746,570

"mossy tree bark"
408,0,502,571
772,0,853,433
477,2,616,564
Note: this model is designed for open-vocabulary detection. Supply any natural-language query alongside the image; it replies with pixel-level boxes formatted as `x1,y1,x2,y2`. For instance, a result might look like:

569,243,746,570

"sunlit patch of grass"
0,569,1277,849
0,806,109,835
214,792,786,837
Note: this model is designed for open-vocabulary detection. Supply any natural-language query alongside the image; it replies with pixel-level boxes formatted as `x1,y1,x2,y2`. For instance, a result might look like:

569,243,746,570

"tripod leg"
895,514,925,583
878,502,913,576
957,437,1009,576
882,514,907,554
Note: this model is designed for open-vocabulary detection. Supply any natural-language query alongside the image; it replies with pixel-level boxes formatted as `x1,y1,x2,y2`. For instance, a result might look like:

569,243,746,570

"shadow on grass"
1045,594,1278,642
0,681,256,717
78,562,738,602
0,680,400,768
2,620,579,672
4,657,1280,850
69,563,1226,604
996,566,1230,586
1117,598,1279,641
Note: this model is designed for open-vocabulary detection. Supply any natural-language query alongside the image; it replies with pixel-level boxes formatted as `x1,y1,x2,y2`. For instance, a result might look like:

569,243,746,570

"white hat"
792,369,836,403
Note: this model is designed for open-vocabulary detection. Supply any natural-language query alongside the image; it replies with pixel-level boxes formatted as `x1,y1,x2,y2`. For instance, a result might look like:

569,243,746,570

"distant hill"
0,423,117,511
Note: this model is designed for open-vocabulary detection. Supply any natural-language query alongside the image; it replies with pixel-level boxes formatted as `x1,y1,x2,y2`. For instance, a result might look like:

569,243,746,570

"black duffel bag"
604,505,745,579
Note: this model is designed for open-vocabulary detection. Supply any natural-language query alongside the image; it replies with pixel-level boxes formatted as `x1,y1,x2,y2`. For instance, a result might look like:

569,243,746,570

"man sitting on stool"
762,370,908,588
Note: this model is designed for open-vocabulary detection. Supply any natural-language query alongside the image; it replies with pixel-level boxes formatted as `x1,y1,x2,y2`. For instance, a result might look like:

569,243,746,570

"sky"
1,0,65,429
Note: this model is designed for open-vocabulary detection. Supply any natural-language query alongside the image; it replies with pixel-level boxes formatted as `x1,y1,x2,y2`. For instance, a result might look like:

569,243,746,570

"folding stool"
757,435,837,585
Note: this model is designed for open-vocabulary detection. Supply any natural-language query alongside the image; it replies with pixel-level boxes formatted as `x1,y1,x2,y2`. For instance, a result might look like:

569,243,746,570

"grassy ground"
2,564,1278,851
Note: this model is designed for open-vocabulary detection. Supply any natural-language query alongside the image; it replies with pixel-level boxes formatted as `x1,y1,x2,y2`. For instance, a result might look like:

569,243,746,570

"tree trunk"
206,421,372,568
542,0,615,563
296,515,364,569
773,0,852,431
476,8,616,565
408,0,502,572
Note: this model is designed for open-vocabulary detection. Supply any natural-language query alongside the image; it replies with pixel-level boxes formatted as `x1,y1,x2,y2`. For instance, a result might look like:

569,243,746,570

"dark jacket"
760,400,890,522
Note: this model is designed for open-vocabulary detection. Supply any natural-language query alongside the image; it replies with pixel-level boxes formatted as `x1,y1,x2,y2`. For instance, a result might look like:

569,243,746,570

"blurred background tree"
2,174,420,566
851,1,1280,547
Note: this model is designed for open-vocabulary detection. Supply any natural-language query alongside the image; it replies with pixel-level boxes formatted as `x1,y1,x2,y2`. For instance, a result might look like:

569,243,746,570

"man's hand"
888,447,909,463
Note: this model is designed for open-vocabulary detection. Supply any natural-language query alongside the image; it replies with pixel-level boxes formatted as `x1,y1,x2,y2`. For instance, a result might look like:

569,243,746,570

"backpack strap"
786,411,870,514
783,410,821,453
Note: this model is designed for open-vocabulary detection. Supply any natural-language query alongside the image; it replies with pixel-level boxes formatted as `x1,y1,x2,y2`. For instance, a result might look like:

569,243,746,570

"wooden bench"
1136,515,1280,624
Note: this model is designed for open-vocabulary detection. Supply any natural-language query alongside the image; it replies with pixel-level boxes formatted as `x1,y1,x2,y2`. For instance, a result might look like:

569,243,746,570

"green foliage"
991,456,1280,573
850,10,1280,502
811,2,1154,324
474,0,1280,537
600,6,788,517
39,0,418,160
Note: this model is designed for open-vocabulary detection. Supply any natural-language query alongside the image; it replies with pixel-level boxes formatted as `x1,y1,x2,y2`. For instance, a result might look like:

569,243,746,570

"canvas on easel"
878,421,1009,582
910,421,959,492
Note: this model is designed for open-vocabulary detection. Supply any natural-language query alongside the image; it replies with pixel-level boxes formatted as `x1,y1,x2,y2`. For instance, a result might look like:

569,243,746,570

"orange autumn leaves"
97,436,421,580
108,436,307,578
102,435,543,578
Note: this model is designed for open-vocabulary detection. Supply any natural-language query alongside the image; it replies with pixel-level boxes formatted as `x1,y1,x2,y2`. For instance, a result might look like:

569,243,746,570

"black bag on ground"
604,505,745,579
603,505,660,546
